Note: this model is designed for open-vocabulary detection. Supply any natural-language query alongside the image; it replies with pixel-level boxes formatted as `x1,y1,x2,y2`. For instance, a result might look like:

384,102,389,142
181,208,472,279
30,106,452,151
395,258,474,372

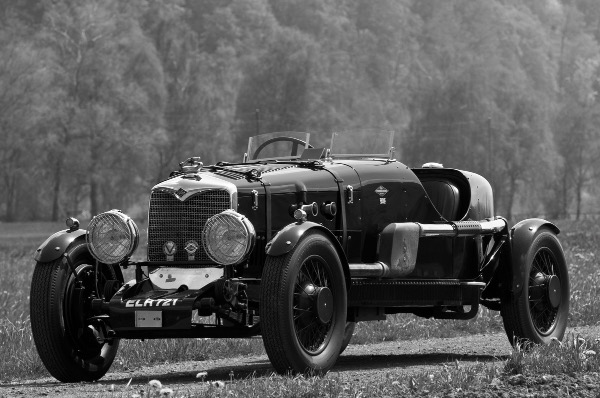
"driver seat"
421,179,460,221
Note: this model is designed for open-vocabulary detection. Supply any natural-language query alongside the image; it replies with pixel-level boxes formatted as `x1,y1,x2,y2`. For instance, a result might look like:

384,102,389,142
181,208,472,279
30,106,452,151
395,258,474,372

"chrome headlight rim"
202,210,256,266
86,209,139,265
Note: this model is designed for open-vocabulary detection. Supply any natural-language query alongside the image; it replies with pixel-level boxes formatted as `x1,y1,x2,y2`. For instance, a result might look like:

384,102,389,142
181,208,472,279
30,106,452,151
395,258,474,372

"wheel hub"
315,287,333,324
530,271,562,310
296,282,317,327
296,283,334,326
529,272,546,303
547,275,561,308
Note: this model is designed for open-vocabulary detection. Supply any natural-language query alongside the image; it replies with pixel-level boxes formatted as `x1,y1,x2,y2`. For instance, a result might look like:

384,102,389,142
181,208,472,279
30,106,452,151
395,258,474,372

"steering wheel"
252,137,313,159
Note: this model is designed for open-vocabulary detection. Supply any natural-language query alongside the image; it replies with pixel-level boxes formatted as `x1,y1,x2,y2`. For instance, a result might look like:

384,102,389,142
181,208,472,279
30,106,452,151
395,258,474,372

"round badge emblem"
163,241,177,261
184,240,199,260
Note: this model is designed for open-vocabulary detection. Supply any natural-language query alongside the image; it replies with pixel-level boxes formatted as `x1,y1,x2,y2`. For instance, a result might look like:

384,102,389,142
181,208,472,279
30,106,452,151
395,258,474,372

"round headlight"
87,210,139,264
202,210,255,265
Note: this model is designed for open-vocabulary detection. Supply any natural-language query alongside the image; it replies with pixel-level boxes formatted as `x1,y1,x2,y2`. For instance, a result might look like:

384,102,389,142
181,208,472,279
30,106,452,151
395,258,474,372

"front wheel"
30,243,120,382
501,230,569,347
260,231,347,374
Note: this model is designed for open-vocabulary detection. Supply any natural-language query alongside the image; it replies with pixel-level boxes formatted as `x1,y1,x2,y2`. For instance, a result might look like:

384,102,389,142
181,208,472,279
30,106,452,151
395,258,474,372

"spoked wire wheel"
528,247,562,335
293,256,335,355
501,229,569,346
261,231,347,374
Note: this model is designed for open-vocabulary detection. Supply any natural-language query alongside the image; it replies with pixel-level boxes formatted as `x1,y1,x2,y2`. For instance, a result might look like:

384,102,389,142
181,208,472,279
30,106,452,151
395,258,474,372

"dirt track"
2,326,600,397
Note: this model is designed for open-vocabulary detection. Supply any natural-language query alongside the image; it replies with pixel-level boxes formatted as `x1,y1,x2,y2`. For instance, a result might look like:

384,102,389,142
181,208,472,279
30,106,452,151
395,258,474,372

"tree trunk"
561,166,569,219
90,131,100,217
506,172,516,221
51,156,62,221
575,177,583,221
90,177,99,217
4,177,16,222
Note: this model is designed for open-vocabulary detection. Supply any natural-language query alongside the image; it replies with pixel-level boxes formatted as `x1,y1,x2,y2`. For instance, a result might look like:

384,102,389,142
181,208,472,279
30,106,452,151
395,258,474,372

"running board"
347,279,484,307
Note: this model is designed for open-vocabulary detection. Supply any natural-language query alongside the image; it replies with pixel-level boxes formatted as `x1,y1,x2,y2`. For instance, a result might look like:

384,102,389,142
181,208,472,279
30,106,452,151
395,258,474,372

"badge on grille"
176,188,187,197
163,241,177,261
184,240,199,260
375,186,388,197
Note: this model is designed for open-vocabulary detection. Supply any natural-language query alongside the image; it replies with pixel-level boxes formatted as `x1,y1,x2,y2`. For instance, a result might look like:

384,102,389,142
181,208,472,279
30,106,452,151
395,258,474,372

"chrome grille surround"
148,189,231,262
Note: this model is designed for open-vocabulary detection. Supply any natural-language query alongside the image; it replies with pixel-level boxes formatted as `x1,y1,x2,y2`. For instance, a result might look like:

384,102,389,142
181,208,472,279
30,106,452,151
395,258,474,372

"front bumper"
96,273,261,339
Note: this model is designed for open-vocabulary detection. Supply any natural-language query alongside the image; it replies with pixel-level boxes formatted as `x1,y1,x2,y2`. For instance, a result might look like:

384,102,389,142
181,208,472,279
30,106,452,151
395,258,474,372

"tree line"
1,0,599,222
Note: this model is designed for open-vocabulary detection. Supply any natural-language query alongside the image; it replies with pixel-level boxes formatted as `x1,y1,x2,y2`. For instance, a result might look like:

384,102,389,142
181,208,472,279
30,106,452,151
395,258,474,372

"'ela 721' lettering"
125,298,180,308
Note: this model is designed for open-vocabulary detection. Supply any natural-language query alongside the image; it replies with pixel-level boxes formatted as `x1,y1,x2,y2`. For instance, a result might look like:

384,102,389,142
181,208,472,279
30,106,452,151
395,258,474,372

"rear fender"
265,221,351,289
33,229,87,263
507,218,560,298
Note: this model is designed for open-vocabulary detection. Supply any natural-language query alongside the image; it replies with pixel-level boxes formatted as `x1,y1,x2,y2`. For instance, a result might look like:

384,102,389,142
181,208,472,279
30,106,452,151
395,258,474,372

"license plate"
135,311,162,327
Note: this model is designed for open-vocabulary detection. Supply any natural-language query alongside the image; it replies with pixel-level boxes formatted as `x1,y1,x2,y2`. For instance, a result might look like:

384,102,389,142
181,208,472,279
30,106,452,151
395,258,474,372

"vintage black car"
31,130,569,382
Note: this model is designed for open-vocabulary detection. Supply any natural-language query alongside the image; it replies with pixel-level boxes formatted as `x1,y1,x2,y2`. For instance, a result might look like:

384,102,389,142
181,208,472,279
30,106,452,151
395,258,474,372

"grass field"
0,219,599,383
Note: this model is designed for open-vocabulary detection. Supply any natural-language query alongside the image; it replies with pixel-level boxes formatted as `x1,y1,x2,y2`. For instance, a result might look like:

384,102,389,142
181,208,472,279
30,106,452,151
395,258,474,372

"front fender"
265,221,350,289
33,229,87,263
509,218,560,298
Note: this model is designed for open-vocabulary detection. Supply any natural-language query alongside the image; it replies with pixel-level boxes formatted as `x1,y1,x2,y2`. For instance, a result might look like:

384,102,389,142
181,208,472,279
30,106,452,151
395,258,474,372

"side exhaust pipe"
348,217,507,278
417,218,506,237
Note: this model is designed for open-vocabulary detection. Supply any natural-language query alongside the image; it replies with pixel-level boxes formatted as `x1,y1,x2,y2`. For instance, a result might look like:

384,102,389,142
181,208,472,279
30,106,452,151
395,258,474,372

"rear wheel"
30,243,120,382
340,322,356,354
501,230,569,347
261,231,347,374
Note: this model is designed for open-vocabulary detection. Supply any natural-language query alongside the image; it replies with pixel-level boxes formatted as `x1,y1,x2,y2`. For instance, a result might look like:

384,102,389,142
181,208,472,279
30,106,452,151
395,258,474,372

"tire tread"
31,259,83,381
260,254,291,372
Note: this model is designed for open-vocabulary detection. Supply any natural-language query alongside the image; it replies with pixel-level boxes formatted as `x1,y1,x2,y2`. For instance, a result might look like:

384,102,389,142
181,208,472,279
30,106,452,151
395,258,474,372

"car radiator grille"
147,190,231,262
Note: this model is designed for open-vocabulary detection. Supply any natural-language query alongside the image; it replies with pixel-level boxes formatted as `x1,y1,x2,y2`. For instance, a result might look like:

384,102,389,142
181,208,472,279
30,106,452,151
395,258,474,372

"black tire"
261,231,347,374
30,243,120,382
340,322,356,354
501,230,569,347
